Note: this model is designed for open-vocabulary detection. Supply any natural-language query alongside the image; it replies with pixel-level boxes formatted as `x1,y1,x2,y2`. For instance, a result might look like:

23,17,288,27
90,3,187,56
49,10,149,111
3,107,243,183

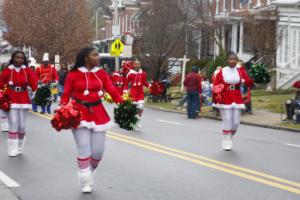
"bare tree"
3,0,92,63
134,0,192,80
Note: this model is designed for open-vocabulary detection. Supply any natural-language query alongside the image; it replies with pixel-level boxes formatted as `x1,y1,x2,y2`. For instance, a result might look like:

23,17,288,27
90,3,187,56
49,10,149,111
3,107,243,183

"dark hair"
9,51,28,66
72,47,96,71
192,65,199,73
227,51,237,59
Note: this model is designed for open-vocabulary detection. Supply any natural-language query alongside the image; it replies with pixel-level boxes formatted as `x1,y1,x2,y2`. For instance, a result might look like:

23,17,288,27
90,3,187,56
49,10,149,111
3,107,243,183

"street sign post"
180,55,190,92
110,39,125,71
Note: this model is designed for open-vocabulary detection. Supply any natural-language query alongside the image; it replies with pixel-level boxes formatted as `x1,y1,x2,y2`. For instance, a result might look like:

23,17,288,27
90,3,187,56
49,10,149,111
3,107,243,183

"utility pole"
95,7,102,41
113,0,120,71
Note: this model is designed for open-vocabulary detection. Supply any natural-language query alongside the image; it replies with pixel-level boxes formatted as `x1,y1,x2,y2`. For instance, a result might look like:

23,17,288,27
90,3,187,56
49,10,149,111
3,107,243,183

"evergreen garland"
33,86,52,106
249,64,271,84
114,100,139,131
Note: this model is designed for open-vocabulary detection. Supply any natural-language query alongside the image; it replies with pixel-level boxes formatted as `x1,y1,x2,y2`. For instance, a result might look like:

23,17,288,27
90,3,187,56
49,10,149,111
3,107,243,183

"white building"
272,0,300,89
206,0,300,89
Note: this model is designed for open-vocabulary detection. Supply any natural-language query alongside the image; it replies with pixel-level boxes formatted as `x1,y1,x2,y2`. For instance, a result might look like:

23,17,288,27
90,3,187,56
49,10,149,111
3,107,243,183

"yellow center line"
30,111,300,195
107,131,300,189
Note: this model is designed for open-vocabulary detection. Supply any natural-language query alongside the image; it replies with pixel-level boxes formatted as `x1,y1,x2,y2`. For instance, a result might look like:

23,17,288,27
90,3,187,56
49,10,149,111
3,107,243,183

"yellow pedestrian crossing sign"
110,39,124,57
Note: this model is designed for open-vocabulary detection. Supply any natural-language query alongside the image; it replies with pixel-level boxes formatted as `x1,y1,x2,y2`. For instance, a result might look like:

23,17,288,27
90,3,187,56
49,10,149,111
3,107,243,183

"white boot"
1,122,9,132
222,134,233,151
18,138,26,155
78,170,93,193
7,139,19,157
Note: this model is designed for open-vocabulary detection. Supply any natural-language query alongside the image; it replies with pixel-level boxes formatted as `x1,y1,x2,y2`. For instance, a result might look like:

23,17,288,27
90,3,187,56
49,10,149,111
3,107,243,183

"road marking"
109,132,300,189
31,112,300,195
0,171,20,188
108,134,300,195
284,143,300,148
155,119,181,125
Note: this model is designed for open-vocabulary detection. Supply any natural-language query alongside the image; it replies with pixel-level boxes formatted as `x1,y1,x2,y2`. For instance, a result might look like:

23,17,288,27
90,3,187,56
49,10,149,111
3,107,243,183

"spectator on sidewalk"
184,66,202,119
58,64,69,95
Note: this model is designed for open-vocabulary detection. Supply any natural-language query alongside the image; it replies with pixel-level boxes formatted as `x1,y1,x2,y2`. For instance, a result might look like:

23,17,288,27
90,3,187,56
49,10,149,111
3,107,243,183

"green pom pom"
114,100,139,131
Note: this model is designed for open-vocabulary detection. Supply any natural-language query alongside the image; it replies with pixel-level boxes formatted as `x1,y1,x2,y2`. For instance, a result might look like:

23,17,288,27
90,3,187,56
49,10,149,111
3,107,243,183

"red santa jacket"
36,64,59,84
213,66,254,109
111,71,127,95
125,69,149,103
61,67,122,132
0,65,38,109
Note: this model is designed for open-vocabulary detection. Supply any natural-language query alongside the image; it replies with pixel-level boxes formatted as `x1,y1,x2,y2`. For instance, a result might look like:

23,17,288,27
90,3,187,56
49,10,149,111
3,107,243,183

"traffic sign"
110,39,124,57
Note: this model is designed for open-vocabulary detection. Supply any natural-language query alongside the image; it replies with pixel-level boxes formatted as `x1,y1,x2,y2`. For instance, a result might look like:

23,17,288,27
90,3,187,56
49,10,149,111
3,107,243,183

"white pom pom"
98,90,104,97
9,81,13,85
138,82,141,86
133,83,137,86
84,90,89,96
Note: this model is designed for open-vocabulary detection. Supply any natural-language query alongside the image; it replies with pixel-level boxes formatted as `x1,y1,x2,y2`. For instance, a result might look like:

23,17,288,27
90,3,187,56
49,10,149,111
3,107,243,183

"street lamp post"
95,7,102,41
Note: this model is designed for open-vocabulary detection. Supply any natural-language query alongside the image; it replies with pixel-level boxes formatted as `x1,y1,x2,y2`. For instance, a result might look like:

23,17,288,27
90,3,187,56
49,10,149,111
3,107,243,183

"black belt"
9,86,27,92
226,85,240,91
74,98,102,108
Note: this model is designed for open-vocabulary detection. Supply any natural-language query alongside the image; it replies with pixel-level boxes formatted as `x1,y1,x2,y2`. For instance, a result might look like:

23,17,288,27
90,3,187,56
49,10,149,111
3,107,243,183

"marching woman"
0,51,38,156
111,67,126,95
213,53,254,151
124,60,149,129
61,47,123,193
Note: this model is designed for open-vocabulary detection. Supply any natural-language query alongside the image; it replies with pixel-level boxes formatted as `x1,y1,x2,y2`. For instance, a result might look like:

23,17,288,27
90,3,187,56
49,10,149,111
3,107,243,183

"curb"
145,104,300,133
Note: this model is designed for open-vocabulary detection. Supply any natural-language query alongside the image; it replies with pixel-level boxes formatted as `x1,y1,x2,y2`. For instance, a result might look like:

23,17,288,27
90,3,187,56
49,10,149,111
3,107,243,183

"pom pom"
8,81,13,86
84,90,89,96
212,84,224,104
33,86,51,106
122,93,131,101
0,91,12,112
114,99,139,131
149,81,164,96
51,103,82,132
103,93,113,104
98,90,104,97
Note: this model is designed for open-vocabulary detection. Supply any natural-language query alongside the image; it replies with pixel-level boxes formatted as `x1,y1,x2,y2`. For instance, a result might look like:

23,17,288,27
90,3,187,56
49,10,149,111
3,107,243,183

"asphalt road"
0,104,300,200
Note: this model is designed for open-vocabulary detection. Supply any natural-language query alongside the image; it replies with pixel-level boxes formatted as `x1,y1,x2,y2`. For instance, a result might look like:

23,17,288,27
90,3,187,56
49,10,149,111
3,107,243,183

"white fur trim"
10,104,31,109
78,67,101,73
79,120,113,132
127,69,142,76
222,66,240,84
8,65,27,71
133,100,145,104
213,103,245,109
113,72,121,76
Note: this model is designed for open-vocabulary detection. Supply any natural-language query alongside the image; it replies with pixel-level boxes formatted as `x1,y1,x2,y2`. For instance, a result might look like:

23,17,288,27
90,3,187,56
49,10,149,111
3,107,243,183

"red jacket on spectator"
184,72,202,93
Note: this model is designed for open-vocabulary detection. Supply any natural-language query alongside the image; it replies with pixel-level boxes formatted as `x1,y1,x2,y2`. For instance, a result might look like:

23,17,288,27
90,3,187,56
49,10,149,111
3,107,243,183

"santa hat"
42,53,49,62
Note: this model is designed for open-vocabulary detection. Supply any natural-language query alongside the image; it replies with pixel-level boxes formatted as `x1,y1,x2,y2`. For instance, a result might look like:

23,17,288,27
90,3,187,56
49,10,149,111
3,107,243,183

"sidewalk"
0,181,19,200
145,104,300,133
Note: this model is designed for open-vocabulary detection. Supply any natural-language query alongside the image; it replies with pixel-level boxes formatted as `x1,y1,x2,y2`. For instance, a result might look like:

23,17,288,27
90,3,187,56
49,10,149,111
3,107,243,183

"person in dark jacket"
184,66,202,119
58,64,68,95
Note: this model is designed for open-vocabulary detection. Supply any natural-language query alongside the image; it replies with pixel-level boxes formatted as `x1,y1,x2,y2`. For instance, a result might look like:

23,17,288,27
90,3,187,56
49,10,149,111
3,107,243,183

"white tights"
220,108,241,135
72,128,106,171
7,109,27,139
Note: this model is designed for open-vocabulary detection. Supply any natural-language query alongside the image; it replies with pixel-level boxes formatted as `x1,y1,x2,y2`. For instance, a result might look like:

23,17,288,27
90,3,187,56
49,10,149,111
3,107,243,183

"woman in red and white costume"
61,47,123,193
213,53,254,151
111,67,127,95
124,60,149,128
0,51,38,156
